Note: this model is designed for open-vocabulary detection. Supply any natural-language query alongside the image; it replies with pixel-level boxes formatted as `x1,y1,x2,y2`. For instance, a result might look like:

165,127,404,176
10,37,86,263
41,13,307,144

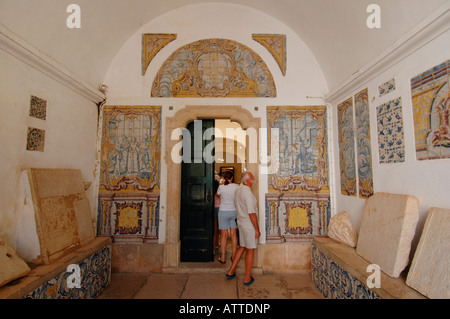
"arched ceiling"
0,0,447,93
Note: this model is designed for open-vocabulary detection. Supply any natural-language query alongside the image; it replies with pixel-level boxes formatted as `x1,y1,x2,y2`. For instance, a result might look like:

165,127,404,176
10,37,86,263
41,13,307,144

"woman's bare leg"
220,229,228,261
227,246,245,276
230,228,238,261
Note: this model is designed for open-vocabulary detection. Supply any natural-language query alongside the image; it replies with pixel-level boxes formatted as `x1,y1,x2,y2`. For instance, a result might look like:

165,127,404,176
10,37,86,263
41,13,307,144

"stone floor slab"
237,274,289,299
97,270,324,299
134,274,188,299
97,273,147,299
278,272,314,290
181,273,238,299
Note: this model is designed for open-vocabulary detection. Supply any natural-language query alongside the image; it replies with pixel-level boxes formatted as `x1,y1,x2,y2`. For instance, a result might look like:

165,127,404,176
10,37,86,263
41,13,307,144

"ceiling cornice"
0,23,105,104
324,1,450,105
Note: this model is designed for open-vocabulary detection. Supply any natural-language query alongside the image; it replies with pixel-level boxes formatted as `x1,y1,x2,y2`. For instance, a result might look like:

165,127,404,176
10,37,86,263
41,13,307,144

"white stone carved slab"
328,211,358,247
74,199,95,244
27,168,92,264
406,207,450,299
356,192,419,278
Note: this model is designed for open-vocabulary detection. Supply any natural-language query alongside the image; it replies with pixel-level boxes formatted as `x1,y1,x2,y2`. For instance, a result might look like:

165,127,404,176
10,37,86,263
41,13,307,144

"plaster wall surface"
0,49,98,255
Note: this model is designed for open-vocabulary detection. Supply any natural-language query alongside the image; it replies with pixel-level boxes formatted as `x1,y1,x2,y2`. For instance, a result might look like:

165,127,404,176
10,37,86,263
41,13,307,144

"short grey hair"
241,171,254,185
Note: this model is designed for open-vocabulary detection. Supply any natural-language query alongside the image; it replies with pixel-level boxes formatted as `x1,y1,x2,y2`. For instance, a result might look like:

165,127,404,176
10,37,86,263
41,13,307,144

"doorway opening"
163,105,260,268
180,119,247,262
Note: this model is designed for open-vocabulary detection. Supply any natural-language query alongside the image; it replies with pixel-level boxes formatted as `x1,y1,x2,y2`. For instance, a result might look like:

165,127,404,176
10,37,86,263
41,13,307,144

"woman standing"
216,170,239,263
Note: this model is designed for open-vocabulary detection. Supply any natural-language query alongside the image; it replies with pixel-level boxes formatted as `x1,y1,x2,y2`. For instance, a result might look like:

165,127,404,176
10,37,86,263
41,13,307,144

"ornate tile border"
252,34,286,76
141,33,177,76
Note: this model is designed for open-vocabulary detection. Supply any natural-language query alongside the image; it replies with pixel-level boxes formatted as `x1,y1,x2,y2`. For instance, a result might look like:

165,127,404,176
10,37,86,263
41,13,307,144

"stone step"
162,265,263,275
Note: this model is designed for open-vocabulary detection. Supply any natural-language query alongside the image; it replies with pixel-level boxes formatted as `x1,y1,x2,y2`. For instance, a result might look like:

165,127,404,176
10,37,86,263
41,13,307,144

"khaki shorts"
238,224,257,249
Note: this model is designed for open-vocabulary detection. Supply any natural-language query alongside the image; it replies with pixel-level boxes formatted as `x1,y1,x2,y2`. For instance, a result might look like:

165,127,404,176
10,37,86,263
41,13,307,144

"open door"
180,120,215,262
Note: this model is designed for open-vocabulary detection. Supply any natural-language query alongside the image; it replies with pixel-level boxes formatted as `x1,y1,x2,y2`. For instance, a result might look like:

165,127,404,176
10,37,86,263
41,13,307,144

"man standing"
225,171,260,286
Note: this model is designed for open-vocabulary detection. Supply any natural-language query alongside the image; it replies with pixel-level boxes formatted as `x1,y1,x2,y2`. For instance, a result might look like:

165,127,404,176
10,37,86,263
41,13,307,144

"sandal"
225,273,236,279
217,257,226,264
244,276,254,286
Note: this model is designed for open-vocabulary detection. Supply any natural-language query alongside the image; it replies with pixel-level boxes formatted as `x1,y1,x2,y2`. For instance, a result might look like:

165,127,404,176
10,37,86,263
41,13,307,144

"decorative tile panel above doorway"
151,38,276,97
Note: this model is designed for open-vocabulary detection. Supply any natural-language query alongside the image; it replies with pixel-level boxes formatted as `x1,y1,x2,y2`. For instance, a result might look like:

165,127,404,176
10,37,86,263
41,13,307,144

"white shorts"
238,224,257,249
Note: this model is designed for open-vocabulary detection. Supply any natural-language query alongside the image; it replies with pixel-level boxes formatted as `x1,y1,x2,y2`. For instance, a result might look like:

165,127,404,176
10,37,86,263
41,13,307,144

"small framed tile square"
29,95,47,120
376,97,405,163
26,127,45,152
378,78,396,97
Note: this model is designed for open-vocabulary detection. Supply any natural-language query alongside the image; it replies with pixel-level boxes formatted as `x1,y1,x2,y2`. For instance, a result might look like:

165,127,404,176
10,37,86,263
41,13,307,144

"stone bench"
311,237,425,299
0,237,111,299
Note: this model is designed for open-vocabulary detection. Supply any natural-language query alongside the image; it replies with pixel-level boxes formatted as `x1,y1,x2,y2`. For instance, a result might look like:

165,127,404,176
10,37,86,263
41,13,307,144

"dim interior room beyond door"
180,119,246,262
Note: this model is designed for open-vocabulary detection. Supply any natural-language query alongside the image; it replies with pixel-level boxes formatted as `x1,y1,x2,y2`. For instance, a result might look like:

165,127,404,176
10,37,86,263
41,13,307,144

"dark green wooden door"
180,120,215,262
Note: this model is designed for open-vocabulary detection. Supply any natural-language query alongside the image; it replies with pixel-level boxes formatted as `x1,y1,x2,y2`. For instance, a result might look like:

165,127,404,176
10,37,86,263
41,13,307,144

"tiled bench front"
311,237,425,299
0,237,111,299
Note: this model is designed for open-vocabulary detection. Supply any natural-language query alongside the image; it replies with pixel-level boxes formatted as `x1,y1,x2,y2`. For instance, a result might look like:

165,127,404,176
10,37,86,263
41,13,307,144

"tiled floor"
97,244,323,300
97,270,323,299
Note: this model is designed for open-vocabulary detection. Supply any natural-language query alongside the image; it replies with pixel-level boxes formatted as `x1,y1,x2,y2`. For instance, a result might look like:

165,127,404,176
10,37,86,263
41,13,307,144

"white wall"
103,3,329,244
0,48,99,255
331,30,450,250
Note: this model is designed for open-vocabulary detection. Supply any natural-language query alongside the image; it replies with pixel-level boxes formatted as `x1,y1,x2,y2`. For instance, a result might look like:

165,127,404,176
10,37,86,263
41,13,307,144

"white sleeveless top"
217,183,239,211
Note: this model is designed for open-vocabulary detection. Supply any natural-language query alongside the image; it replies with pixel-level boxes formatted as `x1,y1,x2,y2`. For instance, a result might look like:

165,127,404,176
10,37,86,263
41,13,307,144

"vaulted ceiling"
0,0,447,93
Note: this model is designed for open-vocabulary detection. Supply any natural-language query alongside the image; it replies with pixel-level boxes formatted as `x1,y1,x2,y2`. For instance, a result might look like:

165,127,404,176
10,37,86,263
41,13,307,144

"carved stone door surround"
164,105,260,267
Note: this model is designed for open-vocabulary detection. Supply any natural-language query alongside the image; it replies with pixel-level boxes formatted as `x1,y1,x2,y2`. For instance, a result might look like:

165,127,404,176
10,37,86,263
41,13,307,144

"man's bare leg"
244,248,254,283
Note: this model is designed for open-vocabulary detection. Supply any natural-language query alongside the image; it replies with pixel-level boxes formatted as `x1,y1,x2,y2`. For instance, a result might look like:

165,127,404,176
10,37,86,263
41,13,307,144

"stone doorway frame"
163,105,261,268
